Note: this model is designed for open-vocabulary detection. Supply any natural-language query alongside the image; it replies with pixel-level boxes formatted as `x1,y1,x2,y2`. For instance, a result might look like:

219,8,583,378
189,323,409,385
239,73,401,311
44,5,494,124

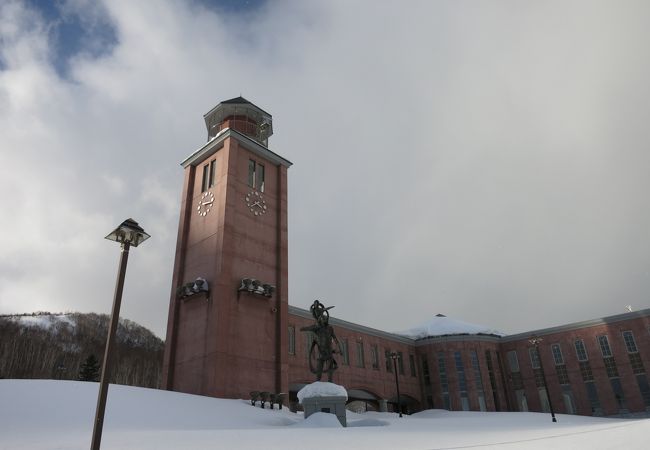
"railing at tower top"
208,113,271,147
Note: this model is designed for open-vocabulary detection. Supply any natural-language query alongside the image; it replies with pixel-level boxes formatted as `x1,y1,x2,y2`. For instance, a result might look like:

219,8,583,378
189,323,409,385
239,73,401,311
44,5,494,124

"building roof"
204,96,272,119
396,314,506,340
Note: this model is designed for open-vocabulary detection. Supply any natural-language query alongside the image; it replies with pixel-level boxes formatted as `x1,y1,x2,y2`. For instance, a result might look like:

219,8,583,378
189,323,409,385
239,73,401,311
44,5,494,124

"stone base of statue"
297,382,348,427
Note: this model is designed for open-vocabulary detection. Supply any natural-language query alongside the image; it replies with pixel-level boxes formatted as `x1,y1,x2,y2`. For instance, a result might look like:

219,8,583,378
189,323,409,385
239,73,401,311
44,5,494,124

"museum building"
162,97,650,417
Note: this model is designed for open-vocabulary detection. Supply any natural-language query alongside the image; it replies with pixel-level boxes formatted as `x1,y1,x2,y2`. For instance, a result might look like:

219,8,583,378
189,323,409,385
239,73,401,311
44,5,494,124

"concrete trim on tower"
181,128,292,169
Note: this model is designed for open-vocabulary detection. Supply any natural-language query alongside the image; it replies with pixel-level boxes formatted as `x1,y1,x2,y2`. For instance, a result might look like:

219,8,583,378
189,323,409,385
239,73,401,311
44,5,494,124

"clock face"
245,190,267,216
197,191,214,216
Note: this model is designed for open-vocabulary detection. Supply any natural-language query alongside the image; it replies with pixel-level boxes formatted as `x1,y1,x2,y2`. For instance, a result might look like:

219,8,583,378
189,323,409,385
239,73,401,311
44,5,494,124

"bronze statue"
300,300,342,382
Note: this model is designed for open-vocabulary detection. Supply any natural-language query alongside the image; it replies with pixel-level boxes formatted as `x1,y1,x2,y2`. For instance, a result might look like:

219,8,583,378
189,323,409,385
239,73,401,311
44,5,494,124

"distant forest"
0,312,164,389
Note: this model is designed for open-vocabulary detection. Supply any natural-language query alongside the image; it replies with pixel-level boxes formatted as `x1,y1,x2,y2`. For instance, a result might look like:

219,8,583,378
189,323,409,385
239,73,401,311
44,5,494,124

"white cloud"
1,0,649,337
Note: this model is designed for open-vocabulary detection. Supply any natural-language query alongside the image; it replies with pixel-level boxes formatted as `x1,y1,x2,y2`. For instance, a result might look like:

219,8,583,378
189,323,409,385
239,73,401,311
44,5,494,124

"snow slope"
0,379,648,449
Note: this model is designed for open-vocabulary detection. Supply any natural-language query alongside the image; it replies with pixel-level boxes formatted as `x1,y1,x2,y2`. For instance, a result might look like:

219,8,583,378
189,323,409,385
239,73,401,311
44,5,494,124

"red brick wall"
500,315,650,416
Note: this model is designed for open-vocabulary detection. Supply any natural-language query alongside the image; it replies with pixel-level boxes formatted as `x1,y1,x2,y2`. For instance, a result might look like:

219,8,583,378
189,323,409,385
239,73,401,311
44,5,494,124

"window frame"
574,339,589,362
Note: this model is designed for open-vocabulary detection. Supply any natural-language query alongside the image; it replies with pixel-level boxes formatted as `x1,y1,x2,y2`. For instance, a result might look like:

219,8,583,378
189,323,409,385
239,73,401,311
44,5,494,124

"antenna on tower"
626,305,633,312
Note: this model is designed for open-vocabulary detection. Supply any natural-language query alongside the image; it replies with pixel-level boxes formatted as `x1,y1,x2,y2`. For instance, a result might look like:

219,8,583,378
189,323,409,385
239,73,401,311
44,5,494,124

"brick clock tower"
162,97,291,400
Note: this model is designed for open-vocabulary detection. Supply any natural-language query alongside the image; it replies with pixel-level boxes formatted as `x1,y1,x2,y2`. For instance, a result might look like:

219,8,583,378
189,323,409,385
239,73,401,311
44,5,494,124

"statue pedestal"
302,396,347,427
297,382,348,427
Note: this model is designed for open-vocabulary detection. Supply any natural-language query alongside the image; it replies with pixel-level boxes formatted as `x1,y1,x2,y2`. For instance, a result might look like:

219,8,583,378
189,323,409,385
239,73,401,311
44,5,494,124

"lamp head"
105,218,150,247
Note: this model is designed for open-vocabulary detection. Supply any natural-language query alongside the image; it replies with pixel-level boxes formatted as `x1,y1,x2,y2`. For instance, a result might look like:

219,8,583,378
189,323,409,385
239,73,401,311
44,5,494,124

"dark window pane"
421,356,431,386
257,163,265,192
409,354,416,377
623,331,638,353
552,344,564,365
507,351,520,372
556,365,570,385
288,326,295,355
585,381,601,413
438,352,449,392
356,342,365,368
629,353,645,374
209,160,216,188
371,345,379,369
610,378,626,409
575,339,588,361
598,335,612,357
202,164,210,192
529,347,540,369
341,340,349,365
579,361,594,381
636,374,650,407
604,356,619,378
248,159,256,188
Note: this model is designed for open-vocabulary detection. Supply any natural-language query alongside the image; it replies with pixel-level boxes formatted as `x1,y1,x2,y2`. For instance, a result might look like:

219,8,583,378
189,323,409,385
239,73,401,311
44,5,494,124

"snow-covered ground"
1,380,648,449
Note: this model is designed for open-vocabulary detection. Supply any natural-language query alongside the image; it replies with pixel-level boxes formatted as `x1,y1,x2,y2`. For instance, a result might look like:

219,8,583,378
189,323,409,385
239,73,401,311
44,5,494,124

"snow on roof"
396,314,505,340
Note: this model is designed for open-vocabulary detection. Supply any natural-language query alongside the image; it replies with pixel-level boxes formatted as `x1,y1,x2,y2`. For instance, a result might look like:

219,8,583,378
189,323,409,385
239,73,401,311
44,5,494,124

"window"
201,160,216,192
341,339,349,365
397,351,404,375
529,347,540,369
209,160,216,188
610,378,626,409
556,365,570,385
629,353,645,374
470,350,486,411
574,339,588,361
356,341,365,368
385,350,393,372
622,331,638,353
248,159,256,188
288,326,295,355
598,335,612,357
421,355,431,386
485,351,501,411
551,344,564,365
533,368,545,388
585,381,601,414
409,354,416,377
305,333,314,357
248,159,265,192
438,352,450,410
604,356,619,378
470,351,484,391
370,345,379,369
507,351,520,372
256,163,265,192
454,352,469,410
202,163,210,192
579,361,594,381
636,374,650,407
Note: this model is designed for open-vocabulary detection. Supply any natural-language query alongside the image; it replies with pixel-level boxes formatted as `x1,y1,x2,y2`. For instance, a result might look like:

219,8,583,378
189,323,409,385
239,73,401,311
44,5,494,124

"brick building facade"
163,98,650,417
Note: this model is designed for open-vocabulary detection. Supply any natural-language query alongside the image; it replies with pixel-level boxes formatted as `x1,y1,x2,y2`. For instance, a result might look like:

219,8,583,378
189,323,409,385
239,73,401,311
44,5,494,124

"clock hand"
202,201,213,205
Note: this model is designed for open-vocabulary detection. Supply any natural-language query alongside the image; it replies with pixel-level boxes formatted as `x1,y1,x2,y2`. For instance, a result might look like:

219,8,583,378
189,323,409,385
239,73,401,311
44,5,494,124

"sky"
1,0,649,339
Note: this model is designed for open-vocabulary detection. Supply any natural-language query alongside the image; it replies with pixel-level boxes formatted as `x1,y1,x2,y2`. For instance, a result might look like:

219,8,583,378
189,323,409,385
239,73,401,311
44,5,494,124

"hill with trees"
0,312,164,388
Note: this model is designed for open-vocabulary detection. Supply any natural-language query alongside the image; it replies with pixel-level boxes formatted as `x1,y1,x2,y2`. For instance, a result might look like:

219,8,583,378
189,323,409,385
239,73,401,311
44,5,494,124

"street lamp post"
529,336,557,423
91,219,150,450
389,352,403,418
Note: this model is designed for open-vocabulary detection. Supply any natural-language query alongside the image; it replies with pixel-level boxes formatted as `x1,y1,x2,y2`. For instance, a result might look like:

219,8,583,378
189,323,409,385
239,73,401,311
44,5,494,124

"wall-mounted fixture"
176,277,210,300
238,278,275,298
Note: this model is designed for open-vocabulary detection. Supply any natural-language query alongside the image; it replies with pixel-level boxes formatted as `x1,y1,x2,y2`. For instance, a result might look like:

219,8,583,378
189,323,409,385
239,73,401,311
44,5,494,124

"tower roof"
203,96,273,145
